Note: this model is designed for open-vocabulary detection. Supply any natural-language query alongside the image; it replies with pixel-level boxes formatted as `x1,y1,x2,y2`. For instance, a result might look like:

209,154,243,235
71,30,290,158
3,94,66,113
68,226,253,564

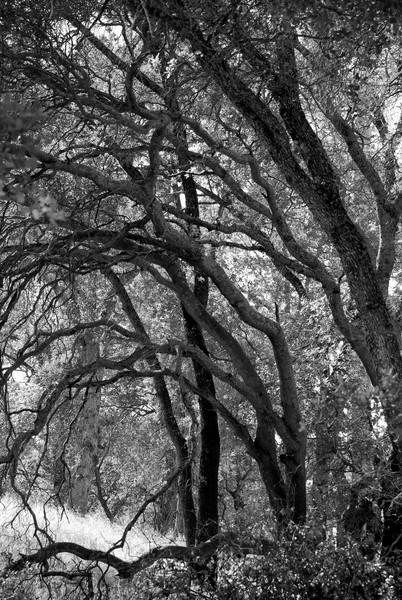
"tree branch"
6,533,233,580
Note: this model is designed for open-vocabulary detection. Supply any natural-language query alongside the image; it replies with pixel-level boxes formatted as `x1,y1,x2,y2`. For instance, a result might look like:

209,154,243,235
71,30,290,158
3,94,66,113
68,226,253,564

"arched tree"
1,0,402,589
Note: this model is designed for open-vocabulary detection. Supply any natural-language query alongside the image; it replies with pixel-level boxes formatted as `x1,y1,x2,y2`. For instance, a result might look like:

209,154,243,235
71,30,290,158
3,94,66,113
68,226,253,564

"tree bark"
183,301,220,542
104,269,197,545
163,258,306,524
174,116,221,542
70,329,100,513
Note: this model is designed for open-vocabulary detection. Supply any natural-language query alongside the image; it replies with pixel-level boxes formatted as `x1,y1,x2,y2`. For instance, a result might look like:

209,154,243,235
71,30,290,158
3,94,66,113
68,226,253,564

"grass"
0,493,182,567
0,494,188,599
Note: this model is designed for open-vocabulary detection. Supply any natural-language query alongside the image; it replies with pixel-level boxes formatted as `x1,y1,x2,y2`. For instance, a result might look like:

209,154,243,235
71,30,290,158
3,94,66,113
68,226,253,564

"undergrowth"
0,499,400,600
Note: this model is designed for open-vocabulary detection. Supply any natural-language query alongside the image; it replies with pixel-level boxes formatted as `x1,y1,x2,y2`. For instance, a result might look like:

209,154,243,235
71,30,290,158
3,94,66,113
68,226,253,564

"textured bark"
164,258,306,524
8,533,234,580
140,7,402,545
69,329,100,513
174,118,221,542
146,0,402,428
7,0,402,545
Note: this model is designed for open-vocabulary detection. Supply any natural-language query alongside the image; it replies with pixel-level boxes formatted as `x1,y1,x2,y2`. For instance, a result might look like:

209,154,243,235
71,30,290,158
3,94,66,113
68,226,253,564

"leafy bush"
215,534,396,600
127,534,398,600
1,528,400,599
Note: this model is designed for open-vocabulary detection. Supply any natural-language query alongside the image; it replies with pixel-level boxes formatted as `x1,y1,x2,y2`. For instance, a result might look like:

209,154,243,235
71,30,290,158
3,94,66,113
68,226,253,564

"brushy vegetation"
2,545,399,600
0,495,181,599
1,500,400,600
126,537,401,600
0,494,175,560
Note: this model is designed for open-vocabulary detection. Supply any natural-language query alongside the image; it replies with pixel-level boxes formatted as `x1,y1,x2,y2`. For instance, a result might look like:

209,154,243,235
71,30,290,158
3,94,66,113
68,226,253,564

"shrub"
215,534,396,600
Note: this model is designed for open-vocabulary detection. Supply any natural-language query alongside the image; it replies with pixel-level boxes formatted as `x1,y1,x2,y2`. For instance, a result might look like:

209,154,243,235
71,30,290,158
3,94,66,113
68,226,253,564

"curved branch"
7,533,233,580
329,111,389,211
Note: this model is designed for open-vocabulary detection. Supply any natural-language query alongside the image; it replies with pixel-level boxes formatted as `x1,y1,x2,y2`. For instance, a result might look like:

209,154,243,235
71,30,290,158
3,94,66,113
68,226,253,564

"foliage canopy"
1,0,402,597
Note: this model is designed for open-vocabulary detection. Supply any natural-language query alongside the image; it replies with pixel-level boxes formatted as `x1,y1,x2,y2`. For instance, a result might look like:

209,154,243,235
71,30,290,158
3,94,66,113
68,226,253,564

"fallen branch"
6,533,233,580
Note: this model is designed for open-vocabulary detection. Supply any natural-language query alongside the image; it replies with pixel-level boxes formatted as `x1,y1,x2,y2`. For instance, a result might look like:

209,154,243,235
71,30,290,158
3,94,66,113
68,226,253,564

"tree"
1,0,402,591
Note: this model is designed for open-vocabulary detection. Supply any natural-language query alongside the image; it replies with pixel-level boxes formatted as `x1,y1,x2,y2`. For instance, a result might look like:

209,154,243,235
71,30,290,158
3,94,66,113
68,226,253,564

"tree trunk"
174,102,221,542
105,269,197,545
70,330,100,513
163,256,306,526
255,415,306,525
183,302,220,542
197,397,220,542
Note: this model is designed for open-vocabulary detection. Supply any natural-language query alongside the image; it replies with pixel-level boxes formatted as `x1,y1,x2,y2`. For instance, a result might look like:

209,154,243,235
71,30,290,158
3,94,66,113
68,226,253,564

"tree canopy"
1,0,402,597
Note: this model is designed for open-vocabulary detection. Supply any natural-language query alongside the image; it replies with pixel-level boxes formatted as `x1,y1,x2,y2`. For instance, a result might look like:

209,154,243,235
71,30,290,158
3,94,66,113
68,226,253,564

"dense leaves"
1,0,402,597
